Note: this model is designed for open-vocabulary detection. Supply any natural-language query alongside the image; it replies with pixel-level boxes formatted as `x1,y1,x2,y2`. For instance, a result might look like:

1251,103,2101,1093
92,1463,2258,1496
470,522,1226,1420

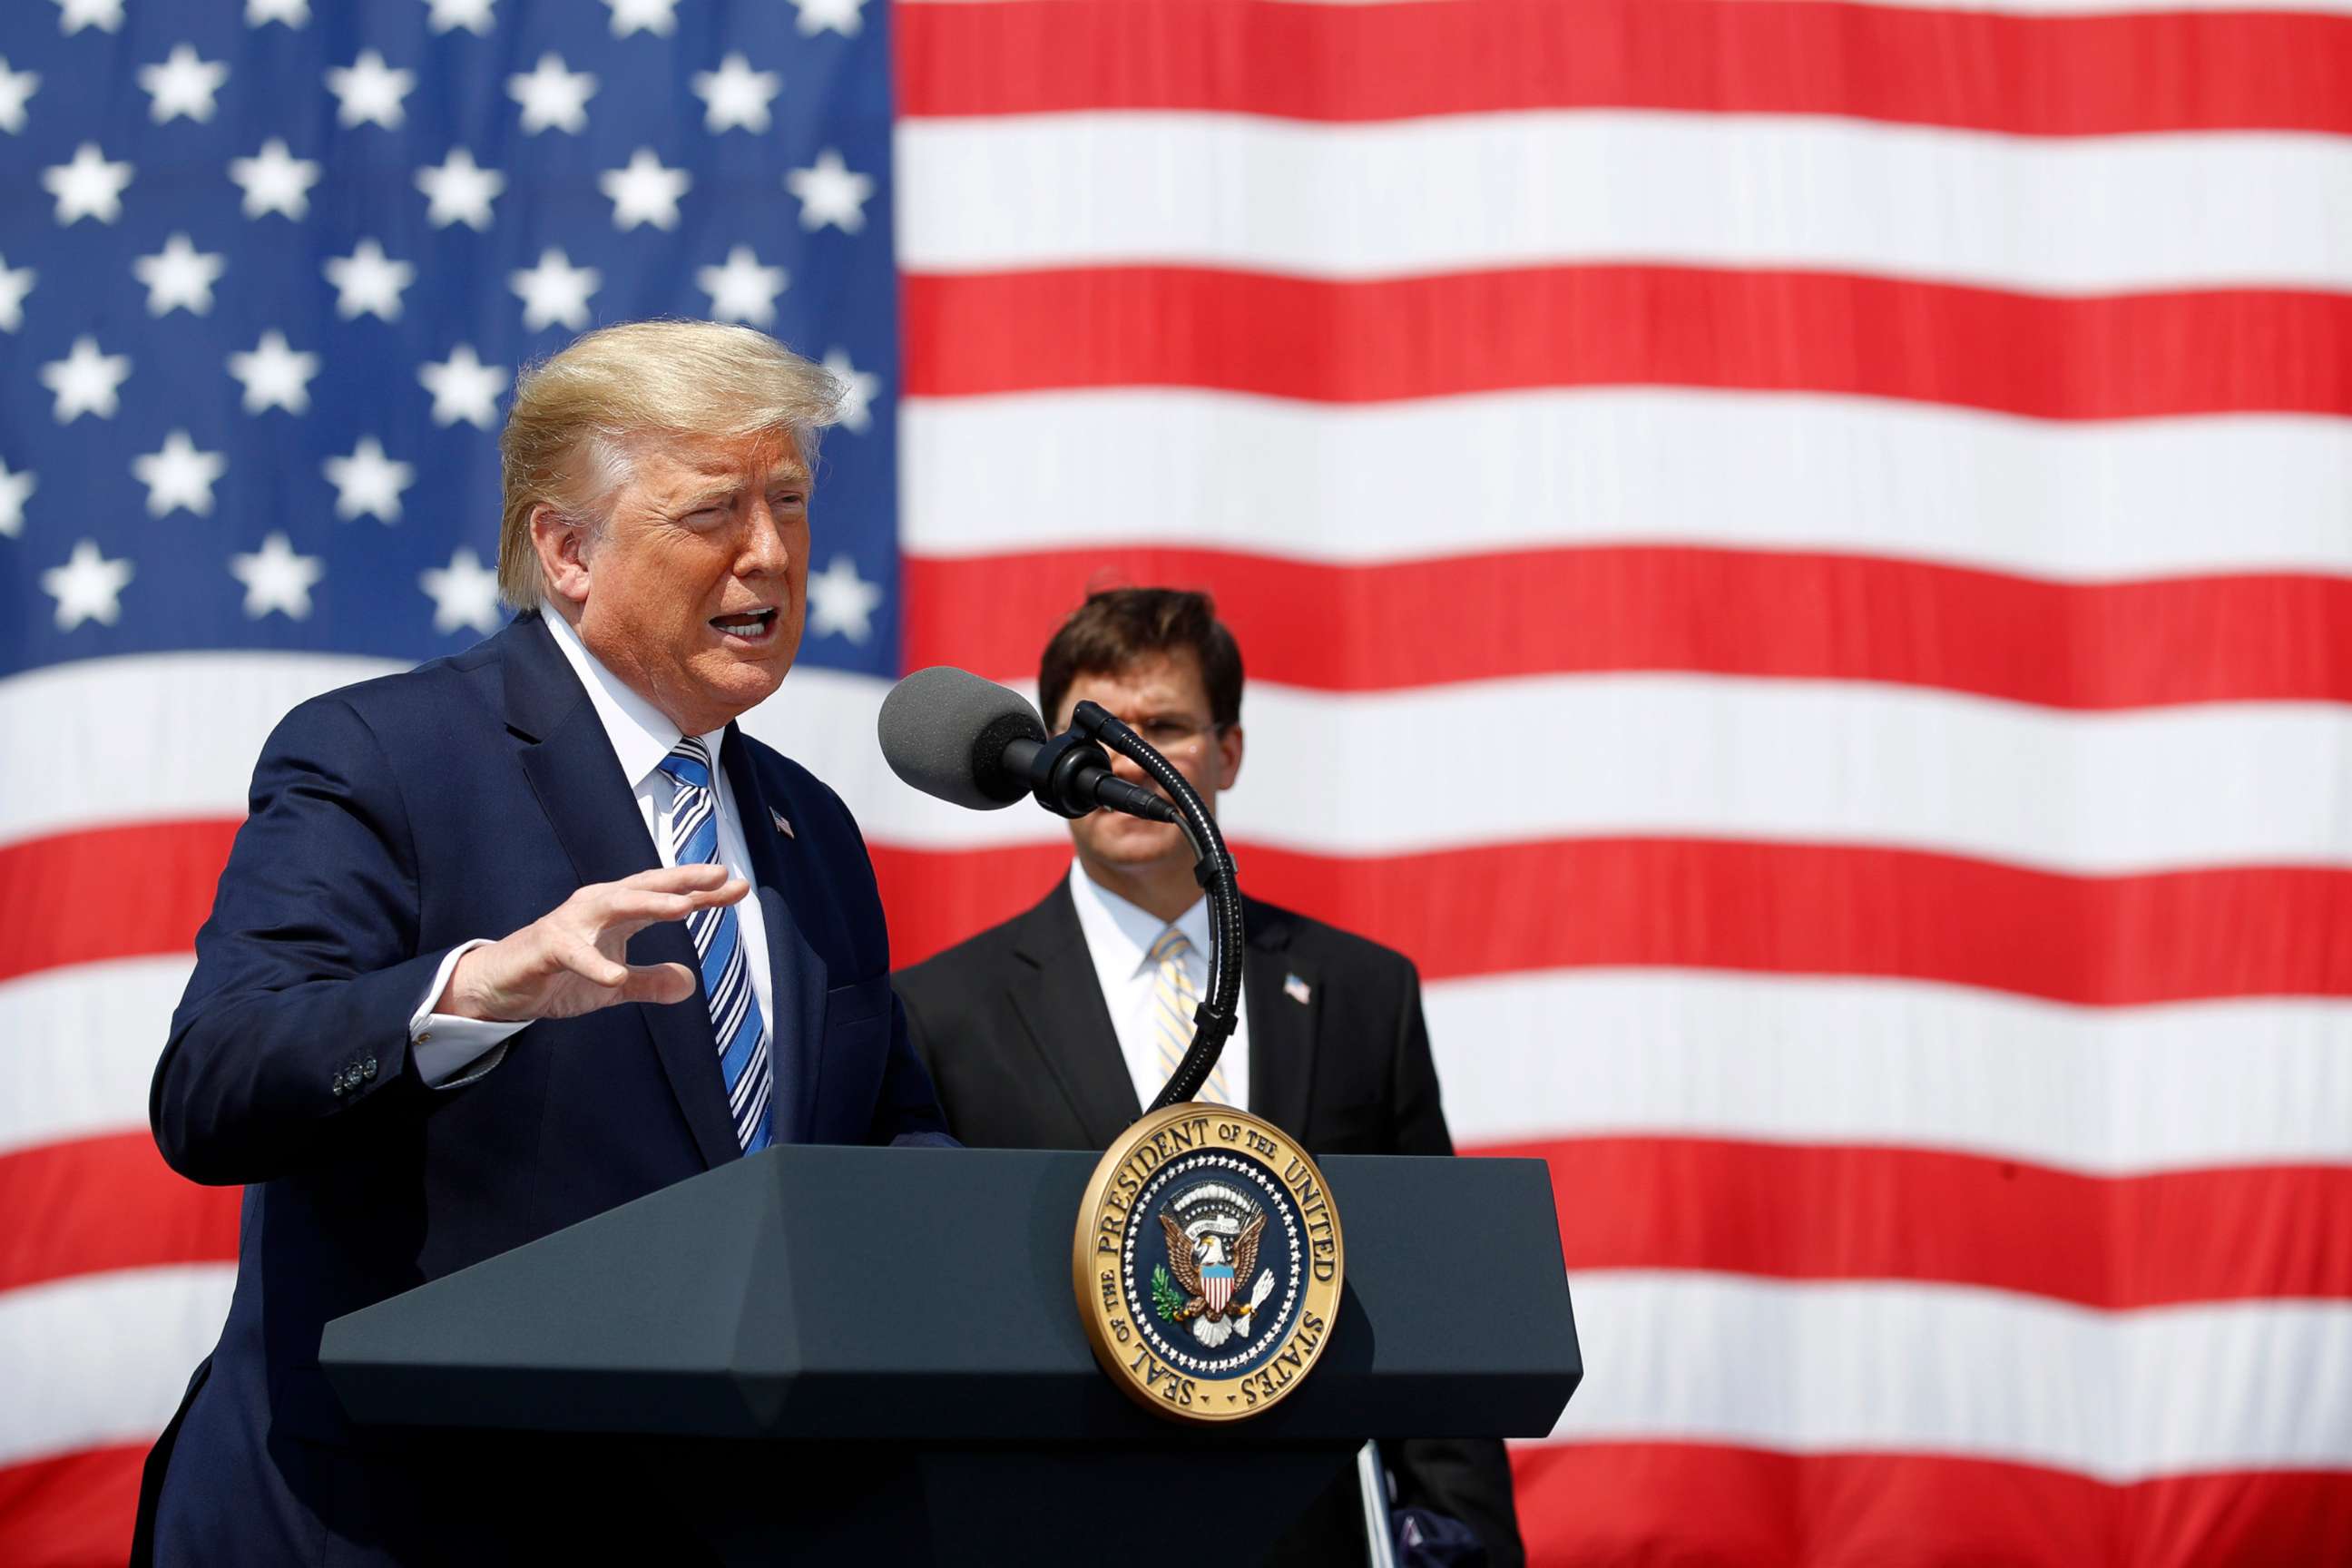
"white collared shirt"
1067,860,1251,1114
407,608,775,1086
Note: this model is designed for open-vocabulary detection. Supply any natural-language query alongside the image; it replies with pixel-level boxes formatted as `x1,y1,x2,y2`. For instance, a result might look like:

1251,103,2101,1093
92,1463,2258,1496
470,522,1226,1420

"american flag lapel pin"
770,808,794,839
1284,973,1311,1004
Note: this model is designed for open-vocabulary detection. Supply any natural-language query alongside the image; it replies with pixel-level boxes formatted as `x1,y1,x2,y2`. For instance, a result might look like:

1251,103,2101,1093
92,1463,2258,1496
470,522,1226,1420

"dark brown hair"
1037,587,1244,730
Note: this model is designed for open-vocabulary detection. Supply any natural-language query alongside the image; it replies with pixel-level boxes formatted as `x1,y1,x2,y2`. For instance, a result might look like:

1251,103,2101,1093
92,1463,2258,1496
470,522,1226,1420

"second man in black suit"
895,587,1524,1567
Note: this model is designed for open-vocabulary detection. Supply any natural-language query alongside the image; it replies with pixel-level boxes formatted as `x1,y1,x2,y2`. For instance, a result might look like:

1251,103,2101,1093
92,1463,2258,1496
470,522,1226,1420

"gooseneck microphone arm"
1068,700,1244,1113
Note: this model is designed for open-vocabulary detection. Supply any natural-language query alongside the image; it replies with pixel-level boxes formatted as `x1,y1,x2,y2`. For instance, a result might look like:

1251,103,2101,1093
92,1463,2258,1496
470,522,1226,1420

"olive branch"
1150,1264,1185,1323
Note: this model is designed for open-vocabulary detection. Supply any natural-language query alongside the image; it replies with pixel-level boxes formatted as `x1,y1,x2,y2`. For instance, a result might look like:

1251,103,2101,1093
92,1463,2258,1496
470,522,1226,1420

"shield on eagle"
1202,1258,1235,1313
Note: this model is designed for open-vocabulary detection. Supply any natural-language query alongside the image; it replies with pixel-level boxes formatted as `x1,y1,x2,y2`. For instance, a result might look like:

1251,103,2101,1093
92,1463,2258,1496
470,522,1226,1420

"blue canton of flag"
0,0,900,681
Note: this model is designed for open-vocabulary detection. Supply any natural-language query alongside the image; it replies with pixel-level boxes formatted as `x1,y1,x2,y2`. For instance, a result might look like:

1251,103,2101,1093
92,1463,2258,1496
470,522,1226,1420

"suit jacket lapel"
504,614,741,1171
1240,897,1318,1137
718,730,828,1145
1008,883,1142,1148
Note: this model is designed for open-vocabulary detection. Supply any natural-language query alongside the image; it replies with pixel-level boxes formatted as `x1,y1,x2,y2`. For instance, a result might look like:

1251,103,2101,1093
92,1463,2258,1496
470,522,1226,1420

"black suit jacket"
896,880,1524,1567
136,613,951,1568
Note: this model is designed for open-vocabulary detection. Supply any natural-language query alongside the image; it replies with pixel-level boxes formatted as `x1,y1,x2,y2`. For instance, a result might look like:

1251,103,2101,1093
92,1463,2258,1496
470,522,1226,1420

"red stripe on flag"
1507,1443,2352,1568
15,825,2352,1006
901,266,2352,418
0,1133,239,1295
902,546,2352,708
872,839,2352,1002
0,822,237,985
1474,1136,2352,1308
0,1443,150,1568
897,0,2352,136
873,845,1073,976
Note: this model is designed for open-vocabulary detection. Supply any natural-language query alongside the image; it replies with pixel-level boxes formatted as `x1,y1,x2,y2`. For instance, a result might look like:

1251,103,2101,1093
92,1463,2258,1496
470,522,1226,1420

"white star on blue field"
3,0,899,678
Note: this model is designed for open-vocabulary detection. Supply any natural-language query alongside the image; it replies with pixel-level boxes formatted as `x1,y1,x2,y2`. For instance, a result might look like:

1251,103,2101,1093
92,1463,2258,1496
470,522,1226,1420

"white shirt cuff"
408,939,527,1089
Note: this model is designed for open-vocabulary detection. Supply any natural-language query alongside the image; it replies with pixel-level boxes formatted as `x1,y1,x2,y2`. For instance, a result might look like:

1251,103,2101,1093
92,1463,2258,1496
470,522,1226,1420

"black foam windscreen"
877,666,1047,811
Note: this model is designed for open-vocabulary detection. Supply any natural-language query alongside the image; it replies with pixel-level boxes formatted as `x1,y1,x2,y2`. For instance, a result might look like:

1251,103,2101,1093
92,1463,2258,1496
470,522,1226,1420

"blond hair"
495,319,844,607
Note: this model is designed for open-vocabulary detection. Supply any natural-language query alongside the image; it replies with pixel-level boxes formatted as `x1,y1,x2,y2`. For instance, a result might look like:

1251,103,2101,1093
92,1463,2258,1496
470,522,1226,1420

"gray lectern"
320,1144,1579,1564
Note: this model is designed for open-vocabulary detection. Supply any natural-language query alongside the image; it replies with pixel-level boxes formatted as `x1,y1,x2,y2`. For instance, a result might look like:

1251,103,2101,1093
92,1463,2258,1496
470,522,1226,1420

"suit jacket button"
363,1057,378,1078
331,1073,348,1096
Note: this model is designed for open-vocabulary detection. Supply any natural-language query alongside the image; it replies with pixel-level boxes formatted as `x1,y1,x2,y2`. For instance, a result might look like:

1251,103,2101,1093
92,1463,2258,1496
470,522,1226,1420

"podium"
320,1145,1580,1563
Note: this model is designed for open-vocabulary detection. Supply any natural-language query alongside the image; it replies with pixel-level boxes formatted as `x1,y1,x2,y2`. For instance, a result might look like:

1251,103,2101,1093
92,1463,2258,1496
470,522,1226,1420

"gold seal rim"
1071,1102,1346,1424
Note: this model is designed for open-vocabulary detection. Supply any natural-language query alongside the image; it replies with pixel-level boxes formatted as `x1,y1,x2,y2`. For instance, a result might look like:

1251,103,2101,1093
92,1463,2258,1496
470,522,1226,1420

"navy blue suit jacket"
138,613,950,1566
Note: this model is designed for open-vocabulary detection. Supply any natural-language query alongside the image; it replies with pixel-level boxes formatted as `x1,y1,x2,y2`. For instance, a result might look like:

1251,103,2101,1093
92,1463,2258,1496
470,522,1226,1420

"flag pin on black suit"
770,808,794,838
1284,973,1311,1004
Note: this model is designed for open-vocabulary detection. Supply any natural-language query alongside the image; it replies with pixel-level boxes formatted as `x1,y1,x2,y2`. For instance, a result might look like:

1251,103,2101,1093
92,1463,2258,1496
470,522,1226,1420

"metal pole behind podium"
1357,1440,1399,1568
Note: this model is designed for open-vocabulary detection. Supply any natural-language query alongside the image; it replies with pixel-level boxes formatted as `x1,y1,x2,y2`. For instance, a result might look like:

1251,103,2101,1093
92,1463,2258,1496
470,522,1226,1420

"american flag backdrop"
4,0,2352,1563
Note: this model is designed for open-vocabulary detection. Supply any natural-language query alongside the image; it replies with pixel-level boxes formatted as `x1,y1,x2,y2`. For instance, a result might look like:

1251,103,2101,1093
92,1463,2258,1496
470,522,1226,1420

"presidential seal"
1073,1102,1344,1422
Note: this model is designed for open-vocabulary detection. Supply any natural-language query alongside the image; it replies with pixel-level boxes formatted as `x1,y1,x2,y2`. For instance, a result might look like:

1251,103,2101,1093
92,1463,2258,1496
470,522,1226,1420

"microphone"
877,666,1181,824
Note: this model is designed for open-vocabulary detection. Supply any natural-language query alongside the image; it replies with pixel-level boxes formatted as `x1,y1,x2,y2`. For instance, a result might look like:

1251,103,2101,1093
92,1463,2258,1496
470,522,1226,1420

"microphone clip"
1027,729,1120,819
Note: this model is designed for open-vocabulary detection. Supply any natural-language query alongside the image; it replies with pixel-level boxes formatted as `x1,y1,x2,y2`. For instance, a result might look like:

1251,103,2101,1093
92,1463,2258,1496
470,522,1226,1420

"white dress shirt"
1066,861,1251,1113
407,608,775,1086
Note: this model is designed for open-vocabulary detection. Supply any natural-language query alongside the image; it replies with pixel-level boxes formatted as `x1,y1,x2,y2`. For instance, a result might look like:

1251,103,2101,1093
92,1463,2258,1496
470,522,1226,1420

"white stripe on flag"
17,657,2352,877
897,113,2352,292
5,957,2343,1179
1211,678,2352,872
762,674,2352,875
0,1264,234,1469
0,957,193,1160
1550,1271,2352,1480
1429,969,2352,1175
901,389,2352,581
3,652,403,849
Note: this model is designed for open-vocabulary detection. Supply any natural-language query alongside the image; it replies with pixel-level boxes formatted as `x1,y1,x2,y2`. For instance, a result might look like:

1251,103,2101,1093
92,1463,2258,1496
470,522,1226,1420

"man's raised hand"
436,864,747,1023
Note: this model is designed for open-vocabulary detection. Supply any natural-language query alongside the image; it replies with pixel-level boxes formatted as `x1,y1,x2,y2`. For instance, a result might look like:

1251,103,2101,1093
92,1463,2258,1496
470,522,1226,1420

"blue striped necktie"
658,737,773,1153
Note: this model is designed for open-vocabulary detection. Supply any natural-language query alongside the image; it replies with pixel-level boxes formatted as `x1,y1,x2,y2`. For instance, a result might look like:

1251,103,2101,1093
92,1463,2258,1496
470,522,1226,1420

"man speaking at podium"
896,589,1524,1566
135,321,951,1566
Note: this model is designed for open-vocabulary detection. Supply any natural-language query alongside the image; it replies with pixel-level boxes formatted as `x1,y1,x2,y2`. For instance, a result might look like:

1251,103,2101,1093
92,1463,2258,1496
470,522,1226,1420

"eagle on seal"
1161,1210,1267,1325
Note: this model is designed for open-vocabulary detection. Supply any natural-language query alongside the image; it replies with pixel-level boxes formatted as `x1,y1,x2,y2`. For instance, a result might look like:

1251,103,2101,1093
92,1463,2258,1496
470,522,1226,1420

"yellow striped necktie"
1147,926,1232,1106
